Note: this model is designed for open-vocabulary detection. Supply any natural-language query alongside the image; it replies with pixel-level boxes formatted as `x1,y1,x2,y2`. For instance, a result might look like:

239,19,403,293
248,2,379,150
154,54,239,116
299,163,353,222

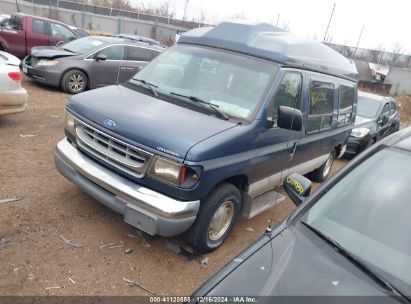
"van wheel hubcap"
323,154,333,178
208,201,234,241
69,74,85,92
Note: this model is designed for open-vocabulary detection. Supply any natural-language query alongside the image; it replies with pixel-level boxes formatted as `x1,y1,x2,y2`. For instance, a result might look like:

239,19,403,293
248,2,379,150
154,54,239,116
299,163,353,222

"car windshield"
60,37,105,54
302,148,411,292
131,45,278,120
357,97,381,118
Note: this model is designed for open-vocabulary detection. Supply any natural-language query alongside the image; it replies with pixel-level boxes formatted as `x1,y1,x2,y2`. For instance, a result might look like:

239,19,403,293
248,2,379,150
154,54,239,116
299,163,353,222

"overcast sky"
138,0,411,54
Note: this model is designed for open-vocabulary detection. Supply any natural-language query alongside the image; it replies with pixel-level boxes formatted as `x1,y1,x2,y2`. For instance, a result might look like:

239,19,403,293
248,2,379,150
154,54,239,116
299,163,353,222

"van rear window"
307,81,334,132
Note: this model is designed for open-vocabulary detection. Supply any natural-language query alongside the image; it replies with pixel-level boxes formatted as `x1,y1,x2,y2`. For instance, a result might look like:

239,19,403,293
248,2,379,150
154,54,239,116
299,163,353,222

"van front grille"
75,123,152,178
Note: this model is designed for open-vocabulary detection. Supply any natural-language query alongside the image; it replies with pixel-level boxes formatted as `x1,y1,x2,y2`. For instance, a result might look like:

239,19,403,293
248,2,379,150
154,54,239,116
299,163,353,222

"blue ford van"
54,20,358,252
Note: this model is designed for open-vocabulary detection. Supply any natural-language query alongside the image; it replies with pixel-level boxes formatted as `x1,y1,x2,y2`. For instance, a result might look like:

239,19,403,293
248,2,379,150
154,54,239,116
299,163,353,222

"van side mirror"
95,53,107,61
278,106,303,131
283,173,311,206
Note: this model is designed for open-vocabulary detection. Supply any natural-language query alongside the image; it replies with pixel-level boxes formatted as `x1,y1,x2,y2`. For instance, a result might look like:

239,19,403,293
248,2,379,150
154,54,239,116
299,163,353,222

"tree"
391,41,406,66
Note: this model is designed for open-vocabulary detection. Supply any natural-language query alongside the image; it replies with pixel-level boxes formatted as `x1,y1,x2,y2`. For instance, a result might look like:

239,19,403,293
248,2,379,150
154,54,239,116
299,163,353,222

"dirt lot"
1,78,401,296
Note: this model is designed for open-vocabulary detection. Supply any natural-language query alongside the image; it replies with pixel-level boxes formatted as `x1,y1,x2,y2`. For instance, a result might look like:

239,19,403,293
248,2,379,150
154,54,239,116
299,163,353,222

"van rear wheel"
309,151,336,182
186,183,241,253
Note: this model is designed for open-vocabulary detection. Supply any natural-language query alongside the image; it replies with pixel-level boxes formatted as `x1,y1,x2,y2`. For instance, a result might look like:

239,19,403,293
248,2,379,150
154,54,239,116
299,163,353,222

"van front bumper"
54,138,200,237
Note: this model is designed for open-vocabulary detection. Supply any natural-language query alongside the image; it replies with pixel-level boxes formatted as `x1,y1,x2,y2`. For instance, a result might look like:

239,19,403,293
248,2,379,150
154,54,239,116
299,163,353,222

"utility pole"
323,3,336,42
352,25,364,59
276,13,280,27
183,0,189,20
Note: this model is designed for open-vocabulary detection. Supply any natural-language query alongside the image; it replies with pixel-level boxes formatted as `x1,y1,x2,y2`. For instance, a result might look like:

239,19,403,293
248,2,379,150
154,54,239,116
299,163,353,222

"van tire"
309,151,336,182
186,183,241,253
61,69,87,94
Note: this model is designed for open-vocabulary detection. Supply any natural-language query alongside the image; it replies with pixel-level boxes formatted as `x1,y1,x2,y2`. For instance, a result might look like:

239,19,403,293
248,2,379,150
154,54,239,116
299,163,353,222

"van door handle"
290,142,298,159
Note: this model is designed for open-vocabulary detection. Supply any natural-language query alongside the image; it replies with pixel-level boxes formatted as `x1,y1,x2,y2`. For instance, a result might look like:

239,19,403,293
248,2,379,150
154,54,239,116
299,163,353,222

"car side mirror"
379,114,388,125
95,53,107,62
283,173,312,206
278,106,303,131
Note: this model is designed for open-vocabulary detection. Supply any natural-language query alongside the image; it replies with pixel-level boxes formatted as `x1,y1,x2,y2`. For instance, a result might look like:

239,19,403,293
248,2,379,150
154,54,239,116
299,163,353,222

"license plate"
124,204,157,235
23,65,28,74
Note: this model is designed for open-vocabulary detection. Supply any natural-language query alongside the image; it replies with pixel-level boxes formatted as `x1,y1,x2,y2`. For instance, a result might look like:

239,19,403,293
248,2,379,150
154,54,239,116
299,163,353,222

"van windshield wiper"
132,78,159,97
301,221,410,302
170,92,229,120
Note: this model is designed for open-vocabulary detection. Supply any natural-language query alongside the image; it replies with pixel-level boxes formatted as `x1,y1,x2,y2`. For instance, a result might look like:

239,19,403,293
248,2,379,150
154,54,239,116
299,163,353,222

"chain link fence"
21,0,207,30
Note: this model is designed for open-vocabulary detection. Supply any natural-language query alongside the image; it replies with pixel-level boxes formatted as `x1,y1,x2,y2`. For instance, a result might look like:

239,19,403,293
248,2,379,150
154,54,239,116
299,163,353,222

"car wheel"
62,69,87,94
186,183,241,253
309,150,336,183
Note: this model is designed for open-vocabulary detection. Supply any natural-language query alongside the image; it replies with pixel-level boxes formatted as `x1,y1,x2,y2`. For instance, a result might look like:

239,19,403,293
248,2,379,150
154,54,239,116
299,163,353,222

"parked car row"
1,18,407,298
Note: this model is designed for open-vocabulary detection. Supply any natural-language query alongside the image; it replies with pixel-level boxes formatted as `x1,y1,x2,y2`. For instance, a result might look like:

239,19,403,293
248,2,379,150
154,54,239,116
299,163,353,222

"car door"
377,102,391,139
251,69,303,193
118,45,150,83
90,44,123,88
1,18,26,58
388,100,400,133
27,18,52,53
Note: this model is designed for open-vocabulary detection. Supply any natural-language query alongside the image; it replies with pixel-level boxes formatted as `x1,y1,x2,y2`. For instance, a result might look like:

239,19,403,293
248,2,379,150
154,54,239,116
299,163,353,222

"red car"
0,13,78,59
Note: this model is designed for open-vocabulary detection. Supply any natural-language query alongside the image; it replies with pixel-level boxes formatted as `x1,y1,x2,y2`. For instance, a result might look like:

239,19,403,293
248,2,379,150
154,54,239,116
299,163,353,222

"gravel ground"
0,78,350,296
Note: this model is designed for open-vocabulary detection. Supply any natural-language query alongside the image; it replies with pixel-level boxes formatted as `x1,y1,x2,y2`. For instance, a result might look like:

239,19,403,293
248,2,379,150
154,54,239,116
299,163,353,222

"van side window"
272,72,302,126
337,85,354,126
32,19,48,36
307,81,334,132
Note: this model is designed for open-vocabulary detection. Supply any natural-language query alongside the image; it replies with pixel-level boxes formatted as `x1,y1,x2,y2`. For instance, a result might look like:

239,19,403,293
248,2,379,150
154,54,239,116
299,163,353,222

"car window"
125,46,152,61
271,72,302,126
338,85,354,126
32,19,48,35
9,15,23,30
50,23,75,40
302,148,411,289
382,103,390,117
307,81,335,132
390,102,397,115
95,45,124,60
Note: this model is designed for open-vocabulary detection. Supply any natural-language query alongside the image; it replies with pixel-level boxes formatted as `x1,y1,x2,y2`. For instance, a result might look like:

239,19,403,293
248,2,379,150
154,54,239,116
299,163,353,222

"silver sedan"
0,51,27,116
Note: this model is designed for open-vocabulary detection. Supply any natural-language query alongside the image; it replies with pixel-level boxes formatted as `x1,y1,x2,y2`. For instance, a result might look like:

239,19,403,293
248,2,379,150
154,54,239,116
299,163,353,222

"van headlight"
351,127,370,138
148,157,202,188
64,110,76,142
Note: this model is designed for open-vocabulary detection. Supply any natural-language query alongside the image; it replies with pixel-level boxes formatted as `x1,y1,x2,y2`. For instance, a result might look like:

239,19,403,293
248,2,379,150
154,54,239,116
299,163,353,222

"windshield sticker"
91,41,103,46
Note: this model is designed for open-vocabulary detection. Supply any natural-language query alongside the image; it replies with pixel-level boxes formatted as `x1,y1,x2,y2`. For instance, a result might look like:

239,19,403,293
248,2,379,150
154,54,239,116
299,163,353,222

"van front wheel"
187,183,241,253
309,151,336,182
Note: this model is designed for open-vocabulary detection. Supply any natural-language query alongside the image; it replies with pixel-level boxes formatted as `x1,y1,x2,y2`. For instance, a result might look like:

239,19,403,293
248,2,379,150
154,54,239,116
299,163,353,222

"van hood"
67,85,238,159
205,226,390,297
31,46,75,59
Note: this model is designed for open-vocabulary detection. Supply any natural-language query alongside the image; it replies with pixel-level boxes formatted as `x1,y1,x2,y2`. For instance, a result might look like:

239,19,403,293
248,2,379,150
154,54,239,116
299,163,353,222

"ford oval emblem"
103,119,116,128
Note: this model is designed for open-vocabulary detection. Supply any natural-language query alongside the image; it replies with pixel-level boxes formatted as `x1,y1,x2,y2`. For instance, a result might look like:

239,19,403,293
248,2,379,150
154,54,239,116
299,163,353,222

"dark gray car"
194,127,411,301
22,36,165,94
345,91,400,156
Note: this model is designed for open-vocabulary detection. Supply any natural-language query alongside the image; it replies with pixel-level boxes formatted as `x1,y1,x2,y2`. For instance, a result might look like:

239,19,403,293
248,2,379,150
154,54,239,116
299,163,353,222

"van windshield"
131,45,278,120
